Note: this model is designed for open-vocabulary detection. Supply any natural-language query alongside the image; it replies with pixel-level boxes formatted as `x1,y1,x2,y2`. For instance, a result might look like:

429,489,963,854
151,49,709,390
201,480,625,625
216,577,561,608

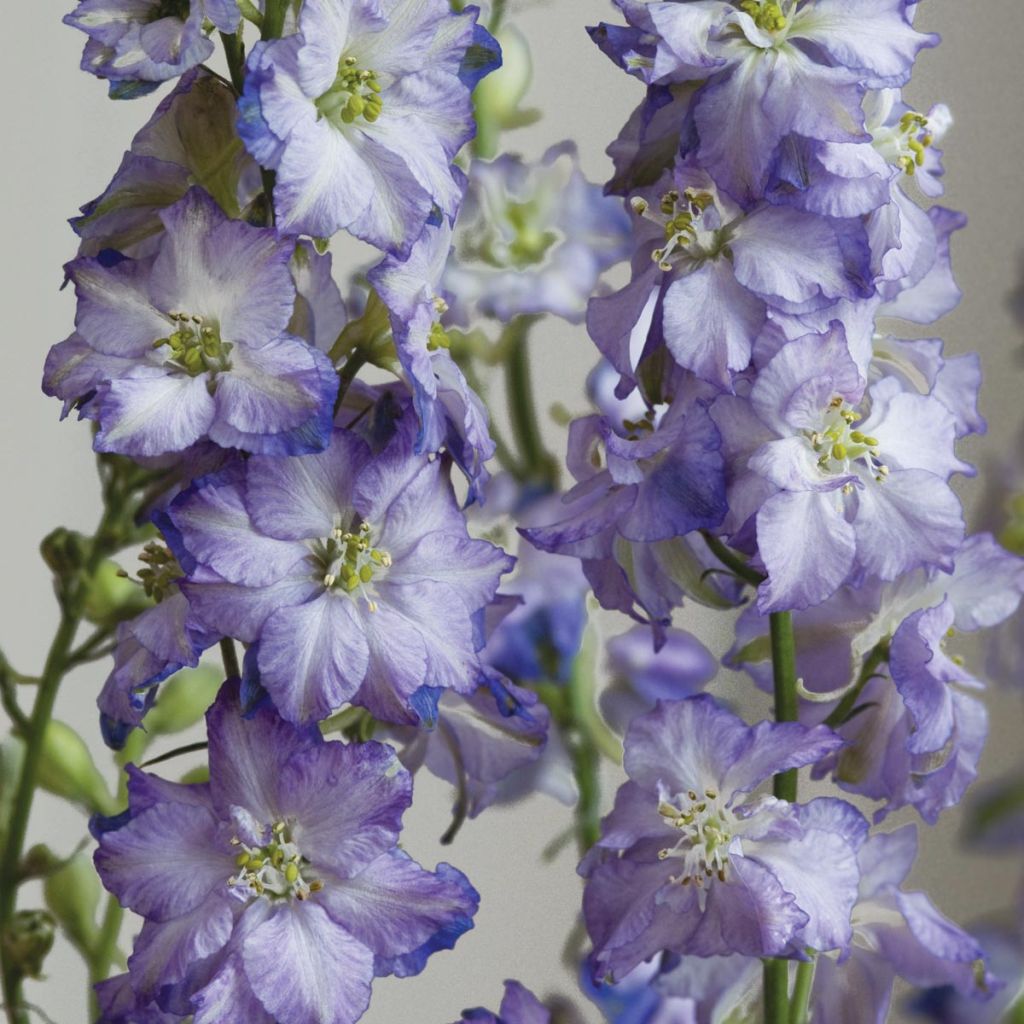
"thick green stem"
219,638,241,681
219,30,246,95
769,611,798,802
261,0,289,40
567,660,603,854
0,613,80,1024
503,317,555,487
763,960,790,1024
789,960,815,1024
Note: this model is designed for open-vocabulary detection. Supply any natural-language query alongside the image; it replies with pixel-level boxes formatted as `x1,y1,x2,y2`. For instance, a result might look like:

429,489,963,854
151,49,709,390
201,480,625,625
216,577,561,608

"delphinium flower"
237,0,499,250
600,624,716,734
809,825,994,1023
165,411,513,725
71,68,262,258
368,219,496,503
44,188,338,457
710,325,968,612
64,0,241,97
589,162,866,390
581,696,862,980
588,0,937,207
455,981,563,1024
442,142,631,324
94,682,479,1023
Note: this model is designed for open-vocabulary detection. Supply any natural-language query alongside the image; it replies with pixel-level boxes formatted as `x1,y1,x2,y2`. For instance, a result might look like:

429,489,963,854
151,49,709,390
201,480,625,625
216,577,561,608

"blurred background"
2,1,1023,1021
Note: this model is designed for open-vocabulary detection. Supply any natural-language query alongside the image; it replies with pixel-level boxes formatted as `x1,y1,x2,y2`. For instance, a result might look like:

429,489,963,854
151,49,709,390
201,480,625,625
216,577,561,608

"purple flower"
368,219,495,503
711,325,968,612
72,68,262,259
456,981,551,1024
811,826,995,1022
166,413,513,725
600,625,716,734
44,188,338,457
65,0,239,97
588,164,866,390
95,682,479,1024
589,0,936,206
581,696,861,978
443,142,632,324
237,0,499,250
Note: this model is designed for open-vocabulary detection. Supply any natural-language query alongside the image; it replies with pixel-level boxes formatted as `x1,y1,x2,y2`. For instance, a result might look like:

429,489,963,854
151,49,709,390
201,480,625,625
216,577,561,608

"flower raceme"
93,682,479,1024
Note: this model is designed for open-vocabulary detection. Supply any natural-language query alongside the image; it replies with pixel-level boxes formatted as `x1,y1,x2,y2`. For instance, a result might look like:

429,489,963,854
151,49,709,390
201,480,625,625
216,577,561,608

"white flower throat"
656,787,735,890
228,821,322,902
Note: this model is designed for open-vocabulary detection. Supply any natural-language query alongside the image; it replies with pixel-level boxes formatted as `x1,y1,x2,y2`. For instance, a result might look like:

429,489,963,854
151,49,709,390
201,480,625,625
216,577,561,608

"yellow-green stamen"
316,55,384,128
153,313,232,379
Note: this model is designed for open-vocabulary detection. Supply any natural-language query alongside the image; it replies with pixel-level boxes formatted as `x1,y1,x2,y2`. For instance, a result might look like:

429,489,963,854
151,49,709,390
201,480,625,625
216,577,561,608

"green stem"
503,316,555,486
763,960,789,1024
822,641,889,730
0,612,80,1024
789,960,815,1024
261,0,288,40
1007,995,1024,1024
700,530,766,587
567,662,602,854
219,30,246,95
334,350,368,415
219,638,241,681
769,611,798,802
87,896,124,1018
65,625,115,669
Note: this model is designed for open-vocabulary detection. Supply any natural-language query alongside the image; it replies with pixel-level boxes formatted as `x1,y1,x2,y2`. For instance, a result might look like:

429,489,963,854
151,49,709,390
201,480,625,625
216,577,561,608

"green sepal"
43,853,102,959
145,663,223,737
37,721,116,816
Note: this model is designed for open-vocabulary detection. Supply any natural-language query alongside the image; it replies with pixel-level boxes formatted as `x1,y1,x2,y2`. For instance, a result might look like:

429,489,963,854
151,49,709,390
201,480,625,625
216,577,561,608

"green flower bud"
82,559,152,627
2,910,56,980
145,664,223,737
39,528,88,579
20,844,65,881
43,853,101,957
472,25,535,156
37,721,115,815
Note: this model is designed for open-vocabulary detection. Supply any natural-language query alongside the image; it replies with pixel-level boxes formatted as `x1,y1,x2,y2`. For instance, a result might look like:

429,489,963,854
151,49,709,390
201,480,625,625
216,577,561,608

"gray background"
2,1,1023,1021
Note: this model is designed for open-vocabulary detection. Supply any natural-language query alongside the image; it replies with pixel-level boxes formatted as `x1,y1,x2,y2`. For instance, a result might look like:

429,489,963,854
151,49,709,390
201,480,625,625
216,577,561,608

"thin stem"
763,961,789,1024
0,611,80,1024
503,316,555,486
219,30,246,95
261,0,289,40
822,641,889,730
335,350,368,415
788,960,815,1024
219,638,241,681
87,896,124,1018
700,530,766,587
488,0,508,32
567,661,602,853
769,611,798,803
65,625,115,669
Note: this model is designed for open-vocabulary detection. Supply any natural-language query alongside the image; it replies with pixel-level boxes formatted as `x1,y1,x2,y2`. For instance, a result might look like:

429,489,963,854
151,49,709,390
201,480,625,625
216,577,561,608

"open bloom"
238,0,499,250
166,414,513,725
95,682,478,1024
443,142,631,324
65,0,240,96
456,981,552,1024
45,188,337,457
581,696,861,979
712,325,967,611
589,0,936,206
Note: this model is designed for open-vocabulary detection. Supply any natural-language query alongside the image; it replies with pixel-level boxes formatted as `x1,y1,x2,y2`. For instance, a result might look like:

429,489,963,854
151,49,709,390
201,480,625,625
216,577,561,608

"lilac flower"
443,143,631,324
600,625,716,734
72,68,262,259
589,0,937,206
166,413,513,725
368,219,495,503
44,188,337,457
456,981,551,1024
392,670,551,823
711,326,968,611
237,0,499,250
588,164,865,390
581,696,861,978
811,826,995,1023
95,682,479,1024
65,0,240,97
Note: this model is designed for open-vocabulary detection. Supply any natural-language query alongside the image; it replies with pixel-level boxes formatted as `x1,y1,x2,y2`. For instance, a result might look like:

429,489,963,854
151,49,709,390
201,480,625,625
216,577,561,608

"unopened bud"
37,721,115,815
2,910,56,979
43,853,101,957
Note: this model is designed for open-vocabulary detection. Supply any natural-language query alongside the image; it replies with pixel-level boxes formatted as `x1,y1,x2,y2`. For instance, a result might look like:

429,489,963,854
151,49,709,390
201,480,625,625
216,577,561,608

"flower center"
316,56,384,128
656,788,733,887
632,188,722,272
310,522,391,611
153,313,232,379
807,396,889,488
428,298,451,351
739,0,789,33
136,542,183,603
228,821,322,902
873,110,935,177
148,0,190,22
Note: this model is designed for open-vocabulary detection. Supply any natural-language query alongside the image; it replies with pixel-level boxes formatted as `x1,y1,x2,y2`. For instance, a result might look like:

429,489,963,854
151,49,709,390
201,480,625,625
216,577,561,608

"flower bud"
146,664,223,737
39,527,88,579
82,559,152,627
473,25,533,138
37,721,114,815
1,910,56,980
44,852,101,957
